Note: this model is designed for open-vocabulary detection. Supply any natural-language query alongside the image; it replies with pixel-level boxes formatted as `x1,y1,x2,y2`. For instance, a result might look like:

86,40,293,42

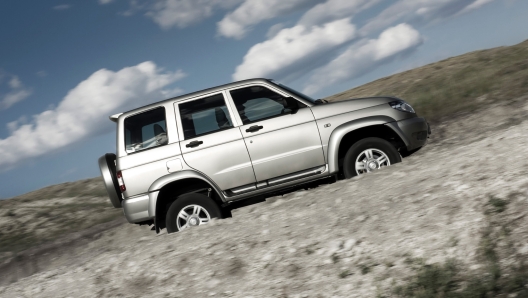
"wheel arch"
327,116,407,174
148,171,225,231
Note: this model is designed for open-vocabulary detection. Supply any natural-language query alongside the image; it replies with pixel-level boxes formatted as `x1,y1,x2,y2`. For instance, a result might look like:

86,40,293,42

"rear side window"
178,93,233,140
124,107,167,154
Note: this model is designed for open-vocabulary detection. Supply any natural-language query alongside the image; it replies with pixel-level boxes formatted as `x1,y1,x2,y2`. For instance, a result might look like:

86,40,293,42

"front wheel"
342,137,401,178
166,193,222,233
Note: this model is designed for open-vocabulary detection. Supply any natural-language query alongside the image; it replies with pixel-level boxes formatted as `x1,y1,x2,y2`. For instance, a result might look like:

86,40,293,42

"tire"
342,137,401,178
98,153,122,208
166,193,222,233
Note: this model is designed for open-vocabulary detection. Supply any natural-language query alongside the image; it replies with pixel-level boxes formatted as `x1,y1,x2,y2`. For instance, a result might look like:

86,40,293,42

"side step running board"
225,165,327,196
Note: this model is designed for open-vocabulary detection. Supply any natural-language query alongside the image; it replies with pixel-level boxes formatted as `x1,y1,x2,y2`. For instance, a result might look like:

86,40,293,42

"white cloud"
7,116,28,134
266,23,286,39
119,0,145,17
458,0,496,14
36,71,48,78
99,0,114,4
359,0,483,35
233,18,356,81
298,0,380,27
8,77,22,89
6,121,19,134
53,4,72,10
1,90,32,110
0,62,186,169
143,0,242,29
217,0,322,39
160,87,184,98
0,75,32,110
303,23,422,95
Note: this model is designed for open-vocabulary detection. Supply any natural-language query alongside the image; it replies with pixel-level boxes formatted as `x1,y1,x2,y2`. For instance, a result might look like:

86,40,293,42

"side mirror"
284,97,299,114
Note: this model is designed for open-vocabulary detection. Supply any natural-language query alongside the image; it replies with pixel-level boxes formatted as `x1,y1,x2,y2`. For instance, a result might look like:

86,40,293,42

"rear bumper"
122,194,152,223
386,116,431,151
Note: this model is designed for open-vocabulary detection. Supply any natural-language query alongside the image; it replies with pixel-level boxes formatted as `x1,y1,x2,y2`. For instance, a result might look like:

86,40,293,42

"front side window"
230,86,305,125
179,93,233,140
124,107,167,153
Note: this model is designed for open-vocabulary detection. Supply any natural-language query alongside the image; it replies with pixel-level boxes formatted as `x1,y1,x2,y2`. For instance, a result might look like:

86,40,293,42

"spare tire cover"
98,153,122,208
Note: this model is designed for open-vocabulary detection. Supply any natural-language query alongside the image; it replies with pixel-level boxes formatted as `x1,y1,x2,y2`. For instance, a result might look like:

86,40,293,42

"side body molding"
326,116,398,173
147,170,226,218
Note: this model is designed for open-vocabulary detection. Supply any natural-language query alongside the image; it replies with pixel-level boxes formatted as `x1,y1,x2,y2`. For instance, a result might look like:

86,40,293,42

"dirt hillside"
0,178,121,262
1,41,528,297
325,39,528,124
1,97,527,298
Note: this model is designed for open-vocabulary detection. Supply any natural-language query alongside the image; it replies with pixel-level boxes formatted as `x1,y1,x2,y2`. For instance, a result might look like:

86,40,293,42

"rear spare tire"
98,153,122,208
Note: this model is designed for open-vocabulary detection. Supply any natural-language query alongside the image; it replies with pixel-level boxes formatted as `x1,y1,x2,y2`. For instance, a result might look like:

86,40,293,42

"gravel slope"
1,99,528,297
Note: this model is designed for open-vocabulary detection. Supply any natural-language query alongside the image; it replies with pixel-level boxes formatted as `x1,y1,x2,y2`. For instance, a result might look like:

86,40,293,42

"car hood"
310,96,400,120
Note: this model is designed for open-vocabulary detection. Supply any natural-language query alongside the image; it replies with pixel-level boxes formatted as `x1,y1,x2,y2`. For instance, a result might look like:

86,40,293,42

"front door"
176,92,256,190
226,85,325,182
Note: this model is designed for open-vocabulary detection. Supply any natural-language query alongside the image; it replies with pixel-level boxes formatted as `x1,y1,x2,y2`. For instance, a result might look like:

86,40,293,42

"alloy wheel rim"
355,148,390,175
176,204,211,230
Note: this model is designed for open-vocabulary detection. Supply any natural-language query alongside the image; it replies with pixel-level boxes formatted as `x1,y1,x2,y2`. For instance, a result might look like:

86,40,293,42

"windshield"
270,81,318,103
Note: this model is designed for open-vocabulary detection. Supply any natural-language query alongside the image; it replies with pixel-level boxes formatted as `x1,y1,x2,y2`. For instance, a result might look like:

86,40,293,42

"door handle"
246,125,263,133
186,140,203,148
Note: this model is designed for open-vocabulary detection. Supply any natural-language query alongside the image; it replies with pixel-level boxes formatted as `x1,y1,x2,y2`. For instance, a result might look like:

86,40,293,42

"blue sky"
0,0,527,199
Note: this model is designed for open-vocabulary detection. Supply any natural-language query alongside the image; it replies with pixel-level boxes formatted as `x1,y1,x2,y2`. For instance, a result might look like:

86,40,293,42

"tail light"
116,171,126,192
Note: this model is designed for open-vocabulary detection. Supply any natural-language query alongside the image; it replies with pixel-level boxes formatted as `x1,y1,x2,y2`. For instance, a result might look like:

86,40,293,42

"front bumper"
386,116,430,151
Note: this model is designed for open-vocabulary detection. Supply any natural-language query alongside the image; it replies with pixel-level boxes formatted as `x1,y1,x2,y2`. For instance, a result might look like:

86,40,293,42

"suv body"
99,78,430,233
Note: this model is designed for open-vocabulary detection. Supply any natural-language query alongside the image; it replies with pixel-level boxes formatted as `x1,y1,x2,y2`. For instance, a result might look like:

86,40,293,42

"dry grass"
0,177,122,260
325,39,528,124
392,191,528,298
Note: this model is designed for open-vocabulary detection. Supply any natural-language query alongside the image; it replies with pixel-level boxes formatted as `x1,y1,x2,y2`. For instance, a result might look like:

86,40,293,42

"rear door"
226,84,325,182
175,91,257,190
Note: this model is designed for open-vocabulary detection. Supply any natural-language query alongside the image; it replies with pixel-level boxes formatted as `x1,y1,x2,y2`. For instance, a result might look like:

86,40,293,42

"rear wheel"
166,193,222,233
343,137,401,178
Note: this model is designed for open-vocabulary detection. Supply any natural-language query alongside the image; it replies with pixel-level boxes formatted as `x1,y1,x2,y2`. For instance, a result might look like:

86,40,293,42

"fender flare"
326,115,403,173
147,170,225,218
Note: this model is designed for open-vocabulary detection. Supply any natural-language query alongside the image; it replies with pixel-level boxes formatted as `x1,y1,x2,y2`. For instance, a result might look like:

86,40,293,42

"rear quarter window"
124,107,167,154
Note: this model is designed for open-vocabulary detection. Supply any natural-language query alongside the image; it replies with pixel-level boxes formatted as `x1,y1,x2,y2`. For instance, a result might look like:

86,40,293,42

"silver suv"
99,79,430,233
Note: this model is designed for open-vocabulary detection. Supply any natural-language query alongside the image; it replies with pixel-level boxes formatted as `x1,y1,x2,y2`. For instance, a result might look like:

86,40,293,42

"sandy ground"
1,97,528,297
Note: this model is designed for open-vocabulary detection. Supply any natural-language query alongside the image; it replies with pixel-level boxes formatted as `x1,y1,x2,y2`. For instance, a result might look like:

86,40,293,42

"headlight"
389,100,415,114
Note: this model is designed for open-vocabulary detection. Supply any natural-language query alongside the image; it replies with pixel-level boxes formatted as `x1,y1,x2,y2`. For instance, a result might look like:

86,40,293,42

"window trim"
123,106,169,155
269,80,318,104
174,91,239,141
